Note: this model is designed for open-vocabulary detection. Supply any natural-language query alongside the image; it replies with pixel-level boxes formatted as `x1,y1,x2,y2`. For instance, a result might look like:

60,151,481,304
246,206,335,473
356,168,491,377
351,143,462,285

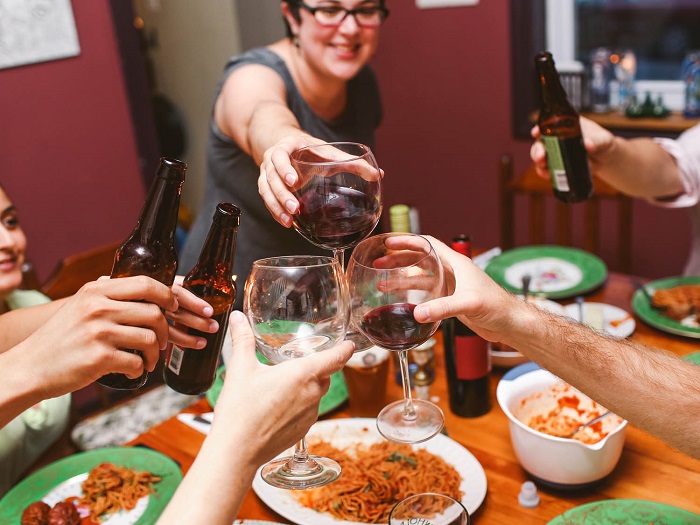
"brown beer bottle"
98,157,186,390
535,52,593,203
164,202,240,395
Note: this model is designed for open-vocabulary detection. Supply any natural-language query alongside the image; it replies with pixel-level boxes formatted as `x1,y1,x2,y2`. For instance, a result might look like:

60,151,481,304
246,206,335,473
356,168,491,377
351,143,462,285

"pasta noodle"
294,440,463,523
79,463,161,521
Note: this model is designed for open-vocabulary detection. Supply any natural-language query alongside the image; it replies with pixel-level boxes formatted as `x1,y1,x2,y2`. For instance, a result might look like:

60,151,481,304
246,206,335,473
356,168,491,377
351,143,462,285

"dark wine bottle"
98,157,186,390
535,51,593,204
442,234,491,417
164,202,240,395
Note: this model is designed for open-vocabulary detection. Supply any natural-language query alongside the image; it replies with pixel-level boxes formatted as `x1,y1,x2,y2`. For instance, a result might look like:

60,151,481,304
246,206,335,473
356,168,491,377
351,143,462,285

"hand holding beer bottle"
98,157,186,390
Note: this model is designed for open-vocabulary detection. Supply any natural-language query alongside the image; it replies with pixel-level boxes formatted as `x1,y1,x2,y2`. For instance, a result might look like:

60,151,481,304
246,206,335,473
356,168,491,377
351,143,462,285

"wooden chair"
40,241,122,300
498,154,634,273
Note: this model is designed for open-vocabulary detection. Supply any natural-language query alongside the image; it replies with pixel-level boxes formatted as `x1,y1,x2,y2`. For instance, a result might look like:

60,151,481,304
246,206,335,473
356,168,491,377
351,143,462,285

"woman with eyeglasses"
180,0,389,307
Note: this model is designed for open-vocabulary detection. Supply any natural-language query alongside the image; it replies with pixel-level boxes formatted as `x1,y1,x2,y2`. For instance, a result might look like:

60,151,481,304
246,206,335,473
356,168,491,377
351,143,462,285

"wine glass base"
377,399,445,444
261,455,342,490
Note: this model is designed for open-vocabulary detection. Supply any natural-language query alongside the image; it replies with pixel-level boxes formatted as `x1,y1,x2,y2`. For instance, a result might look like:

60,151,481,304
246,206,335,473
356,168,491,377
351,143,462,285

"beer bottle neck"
190,204,241,281
134,175,183,243
536,61,577,117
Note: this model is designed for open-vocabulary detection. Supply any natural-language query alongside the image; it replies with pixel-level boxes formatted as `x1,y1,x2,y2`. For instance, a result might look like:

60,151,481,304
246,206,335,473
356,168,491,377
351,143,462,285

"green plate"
632,276,700,339
206,359,348,416
684,351,700,365
485,245,607,299
0,447,182,523
548,499,700,524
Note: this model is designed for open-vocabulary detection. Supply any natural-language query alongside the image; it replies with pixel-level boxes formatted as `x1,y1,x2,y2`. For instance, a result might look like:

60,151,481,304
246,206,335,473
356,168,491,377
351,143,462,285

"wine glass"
346,233,446,444
389,493,470,525
290,142,382,351
244,255,349,489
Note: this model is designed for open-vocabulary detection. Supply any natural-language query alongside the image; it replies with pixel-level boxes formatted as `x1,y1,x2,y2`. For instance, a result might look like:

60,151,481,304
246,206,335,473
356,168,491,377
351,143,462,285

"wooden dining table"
126,270,700,523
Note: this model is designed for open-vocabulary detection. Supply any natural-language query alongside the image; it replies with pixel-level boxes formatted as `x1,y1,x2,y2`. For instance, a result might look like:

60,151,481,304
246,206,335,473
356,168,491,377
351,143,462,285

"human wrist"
0,343,47,425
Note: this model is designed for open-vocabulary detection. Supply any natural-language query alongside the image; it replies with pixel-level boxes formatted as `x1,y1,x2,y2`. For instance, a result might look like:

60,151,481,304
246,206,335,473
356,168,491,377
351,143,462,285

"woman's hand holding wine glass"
288,142,383,352
346,233,446,444
289,142,382,263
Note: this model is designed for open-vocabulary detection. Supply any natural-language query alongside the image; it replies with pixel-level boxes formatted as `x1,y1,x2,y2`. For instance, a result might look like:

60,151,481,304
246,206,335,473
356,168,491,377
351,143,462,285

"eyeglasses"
298,2,389,28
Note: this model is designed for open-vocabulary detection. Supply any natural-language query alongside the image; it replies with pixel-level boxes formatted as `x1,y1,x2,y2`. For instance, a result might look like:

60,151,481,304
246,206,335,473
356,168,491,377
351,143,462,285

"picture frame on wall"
0,0,80,70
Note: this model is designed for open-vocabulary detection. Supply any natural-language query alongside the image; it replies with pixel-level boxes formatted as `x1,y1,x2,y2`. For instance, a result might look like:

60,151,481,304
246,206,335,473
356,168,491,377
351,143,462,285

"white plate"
490,296,566,368
232,521,288,525
563,302,635,338
252,418,487,525
505,257,583,293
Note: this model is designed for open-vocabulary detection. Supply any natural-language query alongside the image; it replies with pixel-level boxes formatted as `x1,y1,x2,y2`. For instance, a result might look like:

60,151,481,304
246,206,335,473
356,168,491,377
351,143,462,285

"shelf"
581,110,699,134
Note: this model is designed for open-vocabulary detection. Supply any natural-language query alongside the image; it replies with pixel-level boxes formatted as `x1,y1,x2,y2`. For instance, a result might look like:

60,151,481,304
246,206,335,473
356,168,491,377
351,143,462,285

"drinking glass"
290,142,383,351
388,493,470,525
346,233,445,444
244,255,349,489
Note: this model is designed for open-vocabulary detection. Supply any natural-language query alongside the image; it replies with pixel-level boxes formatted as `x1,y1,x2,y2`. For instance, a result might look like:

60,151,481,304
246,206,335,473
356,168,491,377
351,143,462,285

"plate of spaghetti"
252,418,487,524
0,446,182,523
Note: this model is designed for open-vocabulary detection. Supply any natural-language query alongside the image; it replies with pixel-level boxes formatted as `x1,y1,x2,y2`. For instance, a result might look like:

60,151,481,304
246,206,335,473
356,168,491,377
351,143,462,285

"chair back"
41,241,122,300
498,154,633,273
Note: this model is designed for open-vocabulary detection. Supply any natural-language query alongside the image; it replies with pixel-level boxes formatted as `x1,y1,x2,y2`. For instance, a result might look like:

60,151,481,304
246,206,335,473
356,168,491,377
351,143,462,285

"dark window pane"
574,0,700,80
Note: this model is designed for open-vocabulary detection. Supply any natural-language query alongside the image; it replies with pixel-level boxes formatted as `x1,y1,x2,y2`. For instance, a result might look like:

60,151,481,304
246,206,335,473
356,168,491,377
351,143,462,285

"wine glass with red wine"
290,142,382,351
244,255,349,489
346,233,446,444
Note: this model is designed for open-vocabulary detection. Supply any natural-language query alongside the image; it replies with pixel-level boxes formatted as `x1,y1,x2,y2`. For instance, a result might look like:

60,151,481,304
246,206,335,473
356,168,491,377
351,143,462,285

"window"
546,0,700,110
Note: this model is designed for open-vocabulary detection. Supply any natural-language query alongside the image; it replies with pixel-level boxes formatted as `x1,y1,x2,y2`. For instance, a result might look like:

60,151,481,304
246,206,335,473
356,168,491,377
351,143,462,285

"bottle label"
541,136,571,192
455,335,491,380
168,345,184,376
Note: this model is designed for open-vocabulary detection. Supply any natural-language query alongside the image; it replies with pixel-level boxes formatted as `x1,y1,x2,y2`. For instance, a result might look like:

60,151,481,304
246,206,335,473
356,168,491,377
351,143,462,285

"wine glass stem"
398,350,417,421
333,249,345,272
293,437,310,463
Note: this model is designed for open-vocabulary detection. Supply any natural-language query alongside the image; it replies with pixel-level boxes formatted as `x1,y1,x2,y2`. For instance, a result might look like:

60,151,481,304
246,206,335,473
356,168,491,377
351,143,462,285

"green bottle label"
541,135,571,192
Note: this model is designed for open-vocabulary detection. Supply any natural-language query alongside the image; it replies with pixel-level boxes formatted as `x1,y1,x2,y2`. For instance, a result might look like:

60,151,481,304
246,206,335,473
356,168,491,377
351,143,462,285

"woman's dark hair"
281,0,387,39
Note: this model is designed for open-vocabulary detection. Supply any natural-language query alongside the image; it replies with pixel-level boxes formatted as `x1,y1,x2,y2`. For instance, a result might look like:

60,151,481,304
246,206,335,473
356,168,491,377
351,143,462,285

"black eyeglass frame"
297,2,390,27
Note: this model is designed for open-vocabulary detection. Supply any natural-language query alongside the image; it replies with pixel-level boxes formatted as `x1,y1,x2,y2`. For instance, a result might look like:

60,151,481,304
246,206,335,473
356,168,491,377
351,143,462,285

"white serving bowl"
496,362,627,489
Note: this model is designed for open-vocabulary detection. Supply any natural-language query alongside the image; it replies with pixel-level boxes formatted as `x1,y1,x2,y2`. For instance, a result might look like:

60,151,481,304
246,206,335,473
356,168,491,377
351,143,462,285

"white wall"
132,0,242,216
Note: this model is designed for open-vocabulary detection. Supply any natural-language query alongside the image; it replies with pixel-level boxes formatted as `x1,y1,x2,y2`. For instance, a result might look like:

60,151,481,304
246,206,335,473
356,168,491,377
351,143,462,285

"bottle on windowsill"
442,234,492,417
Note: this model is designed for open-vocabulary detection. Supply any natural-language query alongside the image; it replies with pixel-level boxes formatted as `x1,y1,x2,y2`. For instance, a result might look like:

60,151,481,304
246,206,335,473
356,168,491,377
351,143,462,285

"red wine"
442,318,491,417
294,183,380,250
442,235,491,417
361,303,437,351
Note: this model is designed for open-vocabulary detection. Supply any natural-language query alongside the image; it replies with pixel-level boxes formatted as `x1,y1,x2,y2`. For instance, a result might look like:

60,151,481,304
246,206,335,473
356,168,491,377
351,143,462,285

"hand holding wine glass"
347,233,446,444
243,255,350,489
289,142,382,265
290,142,383,352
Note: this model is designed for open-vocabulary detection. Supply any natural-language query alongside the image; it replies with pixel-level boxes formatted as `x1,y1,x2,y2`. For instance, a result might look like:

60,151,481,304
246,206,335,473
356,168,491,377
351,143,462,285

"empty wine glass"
290,141,383,351
346,233,445,444
244,255,349,489
389,493,470,525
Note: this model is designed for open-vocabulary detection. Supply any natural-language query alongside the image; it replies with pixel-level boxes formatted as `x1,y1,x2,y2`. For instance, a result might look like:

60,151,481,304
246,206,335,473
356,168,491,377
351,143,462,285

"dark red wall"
372,1,690,279
1,1,145,281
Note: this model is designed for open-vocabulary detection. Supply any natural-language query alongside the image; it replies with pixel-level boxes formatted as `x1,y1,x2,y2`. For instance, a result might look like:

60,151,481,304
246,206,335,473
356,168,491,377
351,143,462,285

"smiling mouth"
330,43,361,53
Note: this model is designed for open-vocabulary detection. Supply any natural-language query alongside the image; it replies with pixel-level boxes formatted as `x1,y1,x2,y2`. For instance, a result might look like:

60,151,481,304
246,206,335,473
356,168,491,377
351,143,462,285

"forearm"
156,427,259,524
246,101,314,165
0,299,64,353
0,340,46,426
507,304,700,458
590,136,684,199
